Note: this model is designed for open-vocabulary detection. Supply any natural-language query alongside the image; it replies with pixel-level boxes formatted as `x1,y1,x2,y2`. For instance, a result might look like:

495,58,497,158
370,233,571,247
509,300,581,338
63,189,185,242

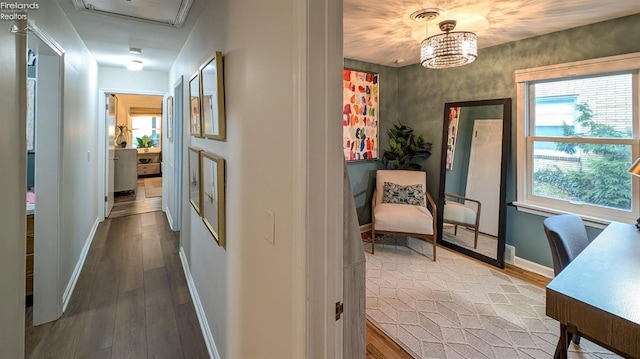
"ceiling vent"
69,0,194,28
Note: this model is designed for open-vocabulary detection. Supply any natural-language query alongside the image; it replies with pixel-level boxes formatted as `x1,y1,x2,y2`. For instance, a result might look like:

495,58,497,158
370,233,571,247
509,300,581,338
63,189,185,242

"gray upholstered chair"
371,170,437,260
543,213,590,346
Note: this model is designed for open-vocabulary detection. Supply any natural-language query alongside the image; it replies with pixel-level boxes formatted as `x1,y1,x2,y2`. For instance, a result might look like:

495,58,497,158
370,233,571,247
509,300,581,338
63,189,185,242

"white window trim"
514,52,640,224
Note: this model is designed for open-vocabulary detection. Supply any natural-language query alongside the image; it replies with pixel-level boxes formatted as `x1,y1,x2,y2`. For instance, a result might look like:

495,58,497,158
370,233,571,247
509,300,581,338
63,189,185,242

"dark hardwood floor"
25,211,208,359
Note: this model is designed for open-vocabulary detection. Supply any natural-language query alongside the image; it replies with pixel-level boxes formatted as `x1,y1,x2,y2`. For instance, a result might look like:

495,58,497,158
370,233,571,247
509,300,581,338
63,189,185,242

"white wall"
1,1,100,356
0,19,27,359
168,0,345,357
99,67,168,92
27,2,101,318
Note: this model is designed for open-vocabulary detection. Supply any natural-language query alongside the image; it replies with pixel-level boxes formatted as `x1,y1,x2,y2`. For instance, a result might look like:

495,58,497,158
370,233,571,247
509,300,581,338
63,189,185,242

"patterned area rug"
365,243,618,359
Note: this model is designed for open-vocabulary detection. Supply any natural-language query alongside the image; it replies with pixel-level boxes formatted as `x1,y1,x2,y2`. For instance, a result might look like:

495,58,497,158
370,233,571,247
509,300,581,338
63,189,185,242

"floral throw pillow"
382,182,425,206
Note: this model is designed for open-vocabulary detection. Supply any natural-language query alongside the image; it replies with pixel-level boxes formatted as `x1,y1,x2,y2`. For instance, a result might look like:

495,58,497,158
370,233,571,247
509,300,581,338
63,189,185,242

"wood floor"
110,177,163,218
364,238,551,359
25,211,208,359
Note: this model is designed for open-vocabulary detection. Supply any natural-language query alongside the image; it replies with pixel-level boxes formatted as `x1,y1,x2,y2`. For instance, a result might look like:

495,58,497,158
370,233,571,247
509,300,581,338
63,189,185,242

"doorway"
26,23,64,326
105,93,164,218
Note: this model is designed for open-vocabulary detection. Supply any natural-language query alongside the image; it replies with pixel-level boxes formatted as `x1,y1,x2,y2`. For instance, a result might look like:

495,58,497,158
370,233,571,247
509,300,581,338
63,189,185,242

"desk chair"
543,213,590,347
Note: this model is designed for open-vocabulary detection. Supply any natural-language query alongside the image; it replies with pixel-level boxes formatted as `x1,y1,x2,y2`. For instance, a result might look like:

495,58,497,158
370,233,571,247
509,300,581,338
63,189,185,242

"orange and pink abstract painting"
343,69,379,161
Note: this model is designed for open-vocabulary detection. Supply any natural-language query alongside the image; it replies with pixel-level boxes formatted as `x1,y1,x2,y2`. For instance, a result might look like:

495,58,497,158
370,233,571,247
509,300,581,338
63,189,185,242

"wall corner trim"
165,206,175,231
179,248,219,359
62,217,100,312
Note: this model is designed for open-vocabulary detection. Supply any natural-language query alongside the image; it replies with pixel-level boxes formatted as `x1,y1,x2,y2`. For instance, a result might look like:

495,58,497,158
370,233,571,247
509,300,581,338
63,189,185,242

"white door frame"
28,20,66,326
97,89,167,221
170,77,183,231
297,0,344,357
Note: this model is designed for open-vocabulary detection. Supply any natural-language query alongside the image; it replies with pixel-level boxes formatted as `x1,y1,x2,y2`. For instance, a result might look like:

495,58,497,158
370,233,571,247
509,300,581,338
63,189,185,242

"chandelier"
411,9,478,69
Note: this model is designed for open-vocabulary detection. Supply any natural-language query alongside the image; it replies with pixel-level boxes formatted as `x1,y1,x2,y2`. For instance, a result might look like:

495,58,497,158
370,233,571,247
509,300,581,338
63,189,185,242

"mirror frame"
437,98,512,268
199,51,226,141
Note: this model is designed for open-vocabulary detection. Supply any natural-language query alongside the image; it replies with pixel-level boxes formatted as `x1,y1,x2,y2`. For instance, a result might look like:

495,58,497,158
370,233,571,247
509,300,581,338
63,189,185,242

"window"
515,53,640,224
131,116,161,148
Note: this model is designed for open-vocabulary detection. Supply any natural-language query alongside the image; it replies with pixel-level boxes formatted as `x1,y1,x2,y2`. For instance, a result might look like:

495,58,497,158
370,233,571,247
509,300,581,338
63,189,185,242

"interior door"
465,120,502,236
105,94,116,216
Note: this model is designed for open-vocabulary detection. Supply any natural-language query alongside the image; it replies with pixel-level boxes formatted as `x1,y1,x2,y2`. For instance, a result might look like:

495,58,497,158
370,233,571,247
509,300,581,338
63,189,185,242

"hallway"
25,212,208,358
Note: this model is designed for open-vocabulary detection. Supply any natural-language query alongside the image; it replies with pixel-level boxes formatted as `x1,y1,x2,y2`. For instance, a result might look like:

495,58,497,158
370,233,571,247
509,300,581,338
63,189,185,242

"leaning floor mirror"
437,98,511,268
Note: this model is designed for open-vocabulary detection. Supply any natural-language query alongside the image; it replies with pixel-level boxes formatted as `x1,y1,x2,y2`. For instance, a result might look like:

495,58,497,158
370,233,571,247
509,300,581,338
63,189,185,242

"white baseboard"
165,206,175,231
513,256,554,279
62,217,100,312
504,244,554,279
359,223,372,233
179,248,219,359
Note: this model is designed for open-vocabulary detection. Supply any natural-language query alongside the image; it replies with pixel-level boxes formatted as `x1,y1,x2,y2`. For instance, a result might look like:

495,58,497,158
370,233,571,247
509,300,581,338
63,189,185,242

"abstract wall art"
343,69,379,161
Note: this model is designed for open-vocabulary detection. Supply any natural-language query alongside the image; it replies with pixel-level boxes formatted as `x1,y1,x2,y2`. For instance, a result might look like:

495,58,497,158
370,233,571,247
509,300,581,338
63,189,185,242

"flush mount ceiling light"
126,59,143,71
411,8,478,69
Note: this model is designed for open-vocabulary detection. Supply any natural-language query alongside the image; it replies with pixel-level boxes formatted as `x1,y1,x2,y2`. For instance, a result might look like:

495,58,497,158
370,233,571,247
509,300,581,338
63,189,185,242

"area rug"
144,177,162,198
365,243,618,359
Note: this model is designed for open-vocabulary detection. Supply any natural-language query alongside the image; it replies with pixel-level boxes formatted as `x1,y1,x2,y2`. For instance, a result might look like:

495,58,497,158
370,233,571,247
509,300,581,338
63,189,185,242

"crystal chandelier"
411,9,478,69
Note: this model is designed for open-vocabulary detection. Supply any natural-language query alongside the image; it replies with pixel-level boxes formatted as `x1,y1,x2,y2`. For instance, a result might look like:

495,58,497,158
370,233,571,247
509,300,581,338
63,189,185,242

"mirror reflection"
189,73,201,136
438,99,511,266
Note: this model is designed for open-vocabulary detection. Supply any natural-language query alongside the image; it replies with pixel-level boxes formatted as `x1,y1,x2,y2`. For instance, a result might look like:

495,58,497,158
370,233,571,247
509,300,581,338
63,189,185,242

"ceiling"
56,0,640,72
344,0,640,67
56,0,207,72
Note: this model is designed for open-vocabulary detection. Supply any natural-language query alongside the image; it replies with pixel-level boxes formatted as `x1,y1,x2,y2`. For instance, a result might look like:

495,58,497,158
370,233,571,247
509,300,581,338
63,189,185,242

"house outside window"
515,53,640,225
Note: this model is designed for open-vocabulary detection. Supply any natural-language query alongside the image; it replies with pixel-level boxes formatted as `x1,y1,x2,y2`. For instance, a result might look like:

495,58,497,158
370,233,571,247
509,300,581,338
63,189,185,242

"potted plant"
382,121,432,170
136,135,155,150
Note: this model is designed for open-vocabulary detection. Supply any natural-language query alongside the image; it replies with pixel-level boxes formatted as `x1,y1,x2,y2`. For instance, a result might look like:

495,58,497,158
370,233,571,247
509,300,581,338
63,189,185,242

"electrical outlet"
265,209,275,245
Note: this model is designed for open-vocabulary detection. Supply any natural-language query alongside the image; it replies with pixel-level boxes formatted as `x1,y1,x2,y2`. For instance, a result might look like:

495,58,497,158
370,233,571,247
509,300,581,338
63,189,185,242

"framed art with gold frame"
188,146,202,214
199,51,226,140
200,151,226,247
189,72,201,137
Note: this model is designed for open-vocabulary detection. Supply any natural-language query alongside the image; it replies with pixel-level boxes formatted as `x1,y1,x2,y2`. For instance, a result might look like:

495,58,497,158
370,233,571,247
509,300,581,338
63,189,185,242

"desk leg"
554,324,568,359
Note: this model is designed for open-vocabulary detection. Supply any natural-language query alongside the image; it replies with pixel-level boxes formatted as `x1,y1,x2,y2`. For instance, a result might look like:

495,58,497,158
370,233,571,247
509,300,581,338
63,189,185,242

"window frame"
130,114,162,149
514,52,640,227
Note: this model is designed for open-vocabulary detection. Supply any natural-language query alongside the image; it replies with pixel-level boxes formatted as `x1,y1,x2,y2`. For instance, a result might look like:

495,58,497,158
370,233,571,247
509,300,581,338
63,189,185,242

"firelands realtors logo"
1,2,39,20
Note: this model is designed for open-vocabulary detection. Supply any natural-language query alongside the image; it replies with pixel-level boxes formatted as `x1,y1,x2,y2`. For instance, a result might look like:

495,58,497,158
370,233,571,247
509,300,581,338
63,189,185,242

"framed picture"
189,72,201,137
27,78,36,151
166,96,174,142
200,51,226,140
188,146,202,214
343,69,379,161
201,151,226,247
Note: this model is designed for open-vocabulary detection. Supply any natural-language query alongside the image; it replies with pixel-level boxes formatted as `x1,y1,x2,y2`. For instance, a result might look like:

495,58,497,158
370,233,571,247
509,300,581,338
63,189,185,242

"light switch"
87,151,91,161
265,209,275,245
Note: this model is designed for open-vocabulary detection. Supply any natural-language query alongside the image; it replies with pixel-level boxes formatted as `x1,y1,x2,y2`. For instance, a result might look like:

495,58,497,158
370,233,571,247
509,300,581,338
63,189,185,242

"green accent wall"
346,13,640,266
344,59,398,225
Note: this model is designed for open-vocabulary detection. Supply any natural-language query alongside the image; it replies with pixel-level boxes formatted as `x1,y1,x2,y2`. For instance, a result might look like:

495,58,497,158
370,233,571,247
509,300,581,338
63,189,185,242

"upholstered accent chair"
371,170,437,260
443,192,481,248
543,213,590,346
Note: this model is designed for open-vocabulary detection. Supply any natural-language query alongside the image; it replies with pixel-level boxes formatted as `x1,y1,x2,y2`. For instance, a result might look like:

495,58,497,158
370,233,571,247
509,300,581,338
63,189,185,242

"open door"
105,94,116,216
465,119,502,236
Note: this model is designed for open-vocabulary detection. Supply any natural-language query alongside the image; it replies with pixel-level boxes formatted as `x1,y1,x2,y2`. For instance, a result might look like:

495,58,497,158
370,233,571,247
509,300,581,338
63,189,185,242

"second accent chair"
443,192,481,248
371,170,437,260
